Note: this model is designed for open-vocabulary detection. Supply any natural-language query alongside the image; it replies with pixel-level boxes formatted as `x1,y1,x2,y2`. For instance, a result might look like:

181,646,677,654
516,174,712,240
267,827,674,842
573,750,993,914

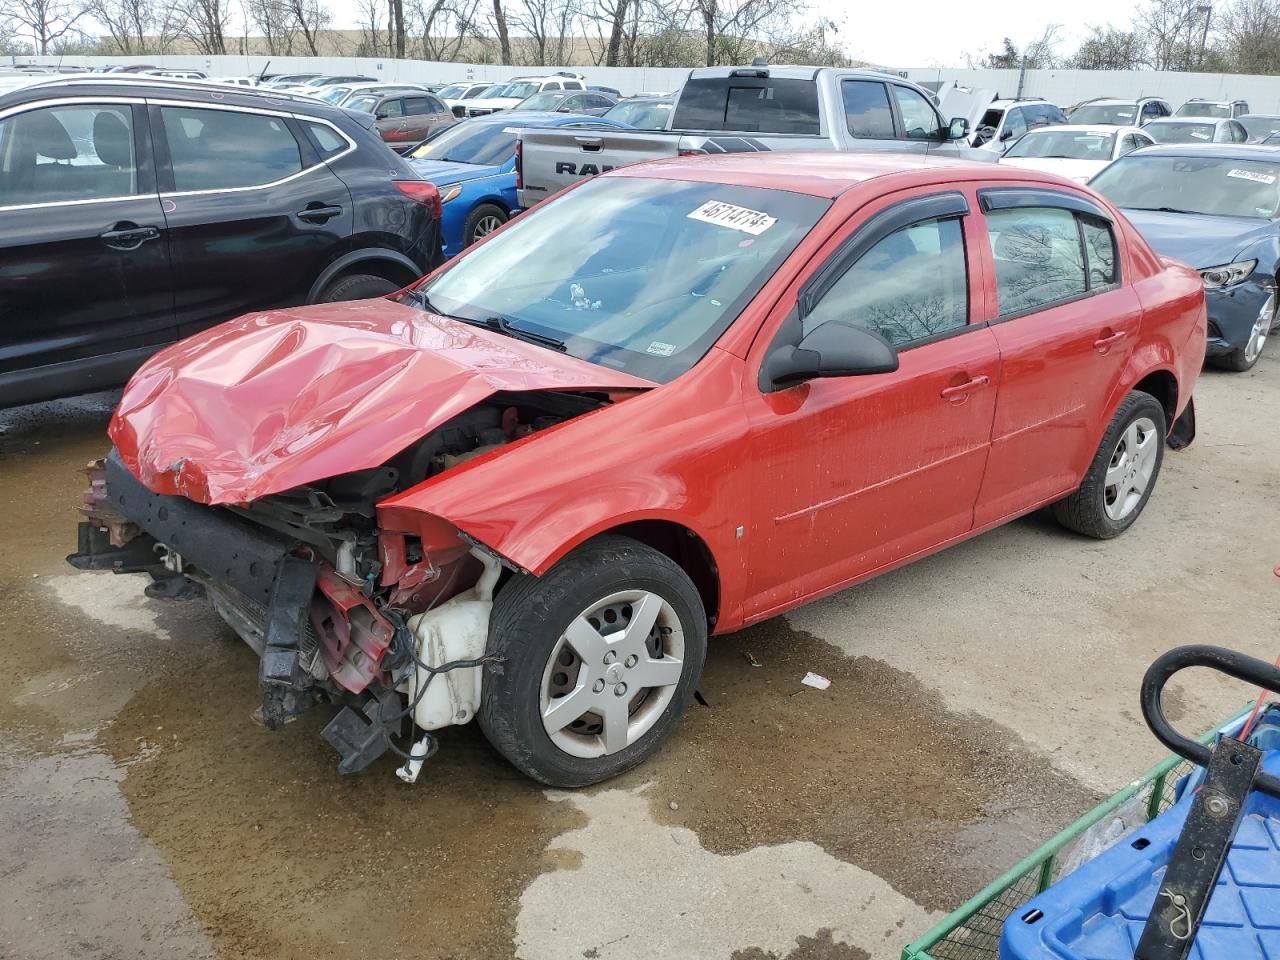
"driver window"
1002,108,1027,141
803,217,969,346
891,86,943,140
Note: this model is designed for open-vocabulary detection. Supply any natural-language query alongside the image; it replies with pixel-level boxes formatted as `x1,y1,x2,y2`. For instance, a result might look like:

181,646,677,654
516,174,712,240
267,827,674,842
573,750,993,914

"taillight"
394,180,442,219
678,147,703,157
515,139,523,190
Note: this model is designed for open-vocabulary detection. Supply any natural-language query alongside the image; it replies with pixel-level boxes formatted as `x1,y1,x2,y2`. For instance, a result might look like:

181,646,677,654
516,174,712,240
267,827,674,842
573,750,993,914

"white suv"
466,73,586,116
970,98,1069,154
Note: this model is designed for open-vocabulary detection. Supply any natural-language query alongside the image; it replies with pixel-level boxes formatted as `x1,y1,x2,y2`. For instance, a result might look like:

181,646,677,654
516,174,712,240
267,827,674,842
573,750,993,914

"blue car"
403,112,629,258
1090,144,1280,371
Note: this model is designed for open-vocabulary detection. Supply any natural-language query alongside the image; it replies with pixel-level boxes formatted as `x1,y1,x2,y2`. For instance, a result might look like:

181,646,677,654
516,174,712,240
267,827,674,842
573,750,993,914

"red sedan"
73,153,1206,787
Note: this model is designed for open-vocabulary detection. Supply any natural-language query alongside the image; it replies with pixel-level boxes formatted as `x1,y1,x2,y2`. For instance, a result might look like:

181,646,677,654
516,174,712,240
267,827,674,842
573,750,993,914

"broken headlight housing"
1199,259,1257,289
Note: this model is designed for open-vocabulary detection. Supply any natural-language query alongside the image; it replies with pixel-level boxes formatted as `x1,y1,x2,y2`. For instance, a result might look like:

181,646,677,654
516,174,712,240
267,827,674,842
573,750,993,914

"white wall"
902,66,1280,113
14,54,1280,109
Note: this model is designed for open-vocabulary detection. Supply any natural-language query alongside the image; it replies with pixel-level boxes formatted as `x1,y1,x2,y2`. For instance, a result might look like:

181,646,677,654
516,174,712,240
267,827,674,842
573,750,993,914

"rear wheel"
319,273,400,303
464,204,507,248
478,535,706,787
1052,391,1166,539
1216,290,1273,372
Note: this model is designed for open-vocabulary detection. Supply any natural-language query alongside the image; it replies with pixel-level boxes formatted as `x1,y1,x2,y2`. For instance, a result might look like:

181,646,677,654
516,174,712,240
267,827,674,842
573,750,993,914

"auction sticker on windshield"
1228,168,1278,185
688,200,777,235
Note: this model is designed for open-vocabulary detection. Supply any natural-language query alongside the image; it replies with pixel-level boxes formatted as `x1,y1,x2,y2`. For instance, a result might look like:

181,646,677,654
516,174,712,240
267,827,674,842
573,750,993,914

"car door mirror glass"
765,322,899,389
949,117,969,140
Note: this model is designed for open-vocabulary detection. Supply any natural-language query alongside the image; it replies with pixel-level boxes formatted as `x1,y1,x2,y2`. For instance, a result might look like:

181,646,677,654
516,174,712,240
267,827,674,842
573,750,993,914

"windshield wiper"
1126,206,1205,216
459,315,566,352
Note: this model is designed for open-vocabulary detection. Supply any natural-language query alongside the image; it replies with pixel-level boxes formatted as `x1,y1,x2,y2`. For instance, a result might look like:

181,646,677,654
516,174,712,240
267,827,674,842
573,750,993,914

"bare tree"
92,0,180,53
1216,0,1280,73
1133,0,1213,70
355,0,389,54
245,0,296,53
1066,24,1149,69
506,0,576,65
7,0,89,54
408,0,482,60
389,0,406,55
490,0,513,63
1023,23,1062,67
284,0,329,54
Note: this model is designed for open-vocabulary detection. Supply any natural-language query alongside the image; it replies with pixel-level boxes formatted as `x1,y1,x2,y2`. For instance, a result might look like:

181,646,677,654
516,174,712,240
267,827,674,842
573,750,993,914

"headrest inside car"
14,110,77,161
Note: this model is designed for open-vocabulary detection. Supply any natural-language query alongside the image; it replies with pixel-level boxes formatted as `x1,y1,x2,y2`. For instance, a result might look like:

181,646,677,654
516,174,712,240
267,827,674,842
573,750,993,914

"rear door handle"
298,204,343,224
100,223,160,250
1093,330,1128,352
940,375,991,401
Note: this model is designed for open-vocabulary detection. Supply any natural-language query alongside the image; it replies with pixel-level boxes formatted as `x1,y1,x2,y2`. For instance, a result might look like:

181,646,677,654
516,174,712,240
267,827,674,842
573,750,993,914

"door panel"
741,195,1000,618
0,101,173,380
974,206,1139,525
151,104,353,335
744,328,1001,616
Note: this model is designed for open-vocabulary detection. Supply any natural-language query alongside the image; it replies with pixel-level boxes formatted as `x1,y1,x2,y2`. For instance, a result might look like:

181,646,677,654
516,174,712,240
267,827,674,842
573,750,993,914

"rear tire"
319,273,400,303
1052,391,1166,539
478,535,706,787
464,204,508,248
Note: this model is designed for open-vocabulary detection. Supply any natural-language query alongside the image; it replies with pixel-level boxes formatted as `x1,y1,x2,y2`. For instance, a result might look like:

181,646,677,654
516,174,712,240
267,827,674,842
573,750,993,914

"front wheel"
1052,391,1167,539
464,203,508,248
1216,289,1273,372
478,535,707,787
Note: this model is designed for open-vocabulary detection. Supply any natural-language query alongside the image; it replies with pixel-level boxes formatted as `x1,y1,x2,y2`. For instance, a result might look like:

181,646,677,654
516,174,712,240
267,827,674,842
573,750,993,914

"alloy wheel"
1244,292,1274,365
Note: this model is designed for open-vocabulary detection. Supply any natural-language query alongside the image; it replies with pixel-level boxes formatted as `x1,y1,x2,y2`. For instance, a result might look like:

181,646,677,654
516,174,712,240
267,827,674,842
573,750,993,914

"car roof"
1146,116,1230,125
0,75,359,120
1241,113,1280,119
1020,124,1140,136
1121,143,1280,160
611,151,1087,199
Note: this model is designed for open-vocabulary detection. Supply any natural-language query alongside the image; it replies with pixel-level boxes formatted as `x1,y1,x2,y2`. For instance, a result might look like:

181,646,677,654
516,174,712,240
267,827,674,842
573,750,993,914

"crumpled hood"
1121,208,1275,269
110,300,652,505
406,158,506,186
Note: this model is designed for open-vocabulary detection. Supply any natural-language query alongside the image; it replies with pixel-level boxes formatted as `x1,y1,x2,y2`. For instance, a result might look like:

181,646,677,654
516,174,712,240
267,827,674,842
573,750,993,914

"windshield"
346,95,378,113
406,121,519,165
517,92,564,111
604,99,673,129
1240,116,1280,140
320,86,350,104
409,177,830,382
1091,155,1280,219
303,77,334,87
1005,130,1116,160
437,84,465,99
1069,103,1138,125
1147,121,1218,143
1176,102,1231,118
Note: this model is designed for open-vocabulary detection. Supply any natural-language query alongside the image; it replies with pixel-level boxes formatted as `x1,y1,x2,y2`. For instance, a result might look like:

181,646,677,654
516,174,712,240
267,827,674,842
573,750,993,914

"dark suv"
0,75,444,407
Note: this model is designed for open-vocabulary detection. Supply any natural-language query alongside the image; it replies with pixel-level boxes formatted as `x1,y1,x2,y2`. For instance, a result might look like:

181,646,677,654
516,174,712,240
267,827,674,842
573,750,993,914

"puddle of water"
628,618,1101,912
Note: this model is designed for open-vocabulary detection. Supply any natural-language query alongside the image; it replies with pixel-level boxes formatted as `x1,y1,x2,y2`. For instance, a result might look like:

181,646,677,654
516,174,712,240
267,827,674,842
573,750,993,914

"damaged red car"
69,153,1206,787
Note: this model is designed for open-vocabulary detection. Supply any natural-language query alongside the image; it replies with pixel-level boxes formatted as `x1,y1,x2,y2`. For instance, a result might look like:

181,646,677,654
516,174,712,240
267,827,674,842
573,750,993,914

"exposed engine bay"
69,390,610,780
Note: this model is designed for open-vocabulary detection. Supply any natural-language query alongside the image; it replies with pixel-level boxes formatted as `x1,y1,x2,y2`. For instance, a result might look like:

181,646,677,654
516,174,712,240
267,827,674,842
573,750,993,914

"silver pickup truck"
516,65,992,208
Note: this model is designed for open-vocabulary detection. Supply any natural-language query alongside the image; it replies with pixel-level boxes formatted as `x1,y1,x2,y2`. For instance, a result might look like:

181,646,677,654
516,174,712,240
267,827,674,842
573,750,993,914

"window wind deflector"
979,187,1113,222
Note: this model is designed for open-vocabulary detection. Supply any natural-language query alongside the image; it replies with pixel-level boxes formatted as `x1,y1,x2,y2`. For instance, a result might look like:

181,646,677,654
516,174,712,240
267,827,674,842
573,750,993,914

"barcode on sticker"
688,200,777,235
1228,168,1278,185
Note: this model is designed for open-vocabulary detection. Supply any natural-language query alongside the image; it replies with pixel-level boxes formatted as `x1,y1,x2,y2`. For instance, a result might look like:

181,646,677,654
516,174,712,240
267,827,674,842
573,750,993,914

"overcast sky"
312,0,1146,68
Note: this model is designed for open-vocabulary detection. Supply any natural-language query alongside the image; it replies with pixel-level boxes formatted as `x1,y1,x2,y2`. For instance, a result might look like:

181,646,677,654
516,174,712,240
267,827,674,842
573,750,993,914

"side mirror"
948,117,969,140
763,322,898,389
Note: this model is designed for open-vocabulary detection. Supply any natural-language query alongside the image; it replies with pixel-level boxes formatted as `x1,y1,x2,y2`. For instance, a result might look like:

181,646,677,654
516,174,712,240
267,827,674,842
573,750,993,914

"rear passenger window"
841,80,895,139
672,78,820,134
1081,218,1118,287
403,97,431,115
161,106,301,192
804,217,969,346
304,121,347,159
986,207,1095,315
0,103,137,206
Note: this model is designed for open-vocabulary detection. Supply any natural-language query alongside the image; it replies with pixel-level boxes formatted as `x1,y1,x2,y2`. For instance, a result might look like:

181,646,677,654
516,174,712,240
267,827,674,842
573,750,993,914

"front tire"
464,203,508,248
319,273,400,303
1052,391,1166,539
1215,289,1273,372
478,535,707,787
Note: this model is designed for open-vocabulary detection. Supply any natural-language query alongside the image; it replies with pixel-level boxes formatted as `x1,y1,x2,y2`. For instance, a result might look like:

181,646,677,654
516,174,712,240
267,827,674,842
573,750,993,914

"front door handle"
298,204,343,224
940,375,991,401
1093,329,1128,352
100,222,160,250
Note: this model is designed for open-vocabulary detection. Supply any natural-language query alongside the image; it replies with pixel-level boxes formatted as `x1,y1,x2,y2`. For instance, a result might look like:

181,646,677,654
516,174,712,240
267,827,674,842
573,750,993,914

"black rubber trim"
978,187,1113,221
104,449,293,606
798,191,970,317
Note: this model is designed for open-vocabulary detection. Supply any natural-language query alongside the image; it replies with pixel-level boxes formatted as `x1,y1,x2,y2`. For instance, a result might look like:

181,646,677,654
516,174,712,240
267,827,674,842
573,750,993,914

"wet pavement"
2,354,1278,960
